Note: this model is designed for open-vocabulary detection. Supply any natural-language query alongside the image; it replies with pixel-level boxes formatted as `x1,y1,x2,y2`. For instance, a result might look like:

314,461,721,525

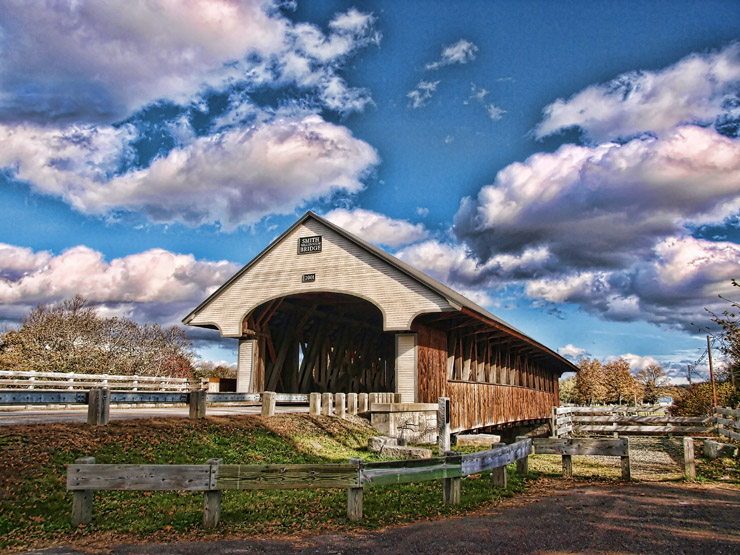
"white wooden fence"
0,370,203,391
552,405,717,437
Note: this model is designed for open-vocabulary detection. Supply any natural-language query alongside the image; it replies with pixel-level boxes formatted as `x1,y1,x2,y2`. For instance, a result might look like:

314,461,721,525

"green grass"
0,416,531,551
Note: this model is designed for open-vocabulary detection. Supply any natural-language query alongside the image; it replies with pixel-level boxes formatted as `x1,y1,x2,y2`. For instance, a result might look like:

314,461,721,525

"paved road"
0,405,308,426
26,482,740,554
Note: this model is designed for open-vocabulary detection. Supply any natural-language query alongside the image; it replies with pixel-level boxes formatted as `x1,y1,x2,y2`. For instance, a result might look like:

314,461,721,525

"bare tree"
0,296,194,376
635,364,669,404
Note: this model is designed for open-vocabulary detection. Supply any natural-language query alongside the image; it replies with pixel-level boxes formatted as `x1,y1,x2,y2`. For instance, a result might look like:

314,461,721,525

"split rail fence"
715,407,740,442
67,438,532,528
531,437,631,480
551,405,716,437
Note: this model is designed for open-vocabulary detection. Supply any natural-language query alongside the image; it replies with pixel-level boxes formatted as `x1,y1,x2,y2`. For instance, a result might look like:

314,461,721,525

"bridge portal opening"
242,292,395,394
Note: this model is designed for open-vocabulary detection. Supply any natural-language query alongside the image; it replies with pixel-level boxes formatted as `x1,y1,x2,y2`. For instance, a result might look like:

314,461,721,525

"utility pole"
707,336,718,409
687,364,692,385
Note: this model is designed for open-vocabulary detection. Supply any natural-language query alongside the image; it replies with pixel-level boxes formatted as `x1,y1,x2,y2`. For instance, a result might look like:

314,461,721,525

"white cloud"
0,1,379,123
614,353,662,371
397,239,552,289
426,39,478,70
466,84,506,121
0,244,239,327
535,42,740,142
324,208,428,248
523,236,740,330
407,80,440,109
486,104,506,121
0,115,379,229
455,126,740,270
558,344,590,362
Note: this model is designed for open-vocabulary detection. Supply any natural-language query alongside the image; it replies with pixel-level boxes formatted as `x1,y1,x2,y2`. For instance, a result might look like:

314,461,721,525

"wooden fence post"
562,454,573,478
309,392,321,416
322,393,333,416
358,393,369,413
261,391,276,417
189,390,206,419
550,406,557,437
335,393,346,419
438,397,451,454
87,388,110,426
347,457,363,521
71,457,95,526
443,451,461,505
683,437,696,481
491,443,507,488
347,393,358,416
203,458,222,528
515,436,529,474
621,438,631,480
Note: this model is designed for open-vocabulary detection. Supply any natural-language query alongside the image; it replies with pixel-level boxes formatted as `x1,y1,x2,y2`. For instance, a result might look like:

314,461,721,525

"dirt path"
30,481,740,555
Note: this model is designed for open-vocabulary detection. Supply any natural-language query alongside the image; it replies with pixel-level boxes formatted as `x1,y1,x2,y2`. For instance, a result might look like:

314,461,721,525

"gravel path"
30,481,740,555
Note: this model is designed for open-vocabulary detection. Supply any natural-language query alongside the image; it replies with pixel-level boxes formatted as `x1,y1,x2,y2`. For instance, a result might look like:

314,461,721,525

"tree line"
0,296,231,378
559,358,675,406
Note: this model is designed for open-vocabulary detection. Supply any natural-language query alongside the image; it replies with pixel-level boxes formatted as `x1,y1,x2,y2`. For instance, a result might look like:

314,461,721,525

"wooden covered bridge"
183,212,576,433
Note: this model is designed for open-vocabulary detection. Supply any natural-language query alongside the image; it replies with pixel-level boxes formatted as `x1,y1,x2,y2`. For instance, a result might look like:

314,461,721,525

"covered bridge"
183,212,577,433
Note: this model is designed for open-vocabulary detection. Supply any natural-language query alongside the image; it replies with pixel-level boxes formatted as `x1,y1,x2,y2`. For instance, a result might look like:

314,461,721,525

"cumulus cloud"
0,1,379,123
407,80,440,109
426,39,478,70
324,208,428,248
558,344,590,362
523,236,740,330
0,115,379,229
0,243,238,327
452,45,740,332
396,239,552,290
455,126,740,270
613,353,662,371
535,42,740,142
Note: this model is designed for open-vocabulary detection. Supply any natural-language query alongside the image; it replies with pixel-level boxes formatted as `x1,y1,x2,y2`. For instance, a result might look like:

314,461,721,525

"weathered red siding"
446,381,556,433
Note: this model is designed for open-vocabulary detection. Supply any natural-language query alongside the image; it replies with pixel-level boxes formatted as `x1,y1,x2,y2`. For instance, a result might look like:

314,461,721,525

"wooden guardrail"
67,438,533,527
0,369,203,391
552,406,715,436
715,407,740,442
532,437,631,480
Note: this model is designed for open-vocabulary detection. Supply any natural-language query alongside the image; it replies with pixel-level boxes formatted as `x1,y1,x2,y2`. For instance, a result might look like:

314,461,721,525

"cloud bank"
0,1,379,124
435,45,740,332
535,42,740,143
0,243,238,328
0,116,379,229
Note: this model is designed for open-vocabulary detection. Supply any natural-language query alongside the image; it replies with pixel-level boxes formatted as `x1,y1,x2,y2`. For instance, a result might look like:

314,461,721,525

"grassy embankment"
0,414,530,551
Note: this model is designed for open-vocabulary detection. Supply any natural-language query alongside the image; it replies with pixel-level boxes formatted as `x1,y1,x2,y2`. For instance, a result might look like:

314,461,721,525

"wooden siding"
237,338,254,393
395,334,417,403
188,219,452,336
414,323,447,404
447,382,556,433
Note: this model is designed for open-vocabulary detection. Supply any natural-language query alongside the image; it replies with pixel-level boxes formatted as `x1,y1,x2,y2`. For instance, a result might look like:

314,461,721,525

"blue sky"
1,1,739,382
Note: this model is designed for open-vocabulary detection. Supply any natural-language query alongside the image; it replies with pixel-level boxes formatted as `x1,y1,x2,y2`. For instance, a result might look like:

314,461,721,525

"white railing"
0,370,203,392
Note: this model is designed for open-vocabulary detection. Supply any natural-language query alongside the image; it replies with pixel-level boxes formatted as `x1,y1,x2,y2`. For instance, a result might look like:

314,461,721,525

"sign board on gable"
298,235,322,254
